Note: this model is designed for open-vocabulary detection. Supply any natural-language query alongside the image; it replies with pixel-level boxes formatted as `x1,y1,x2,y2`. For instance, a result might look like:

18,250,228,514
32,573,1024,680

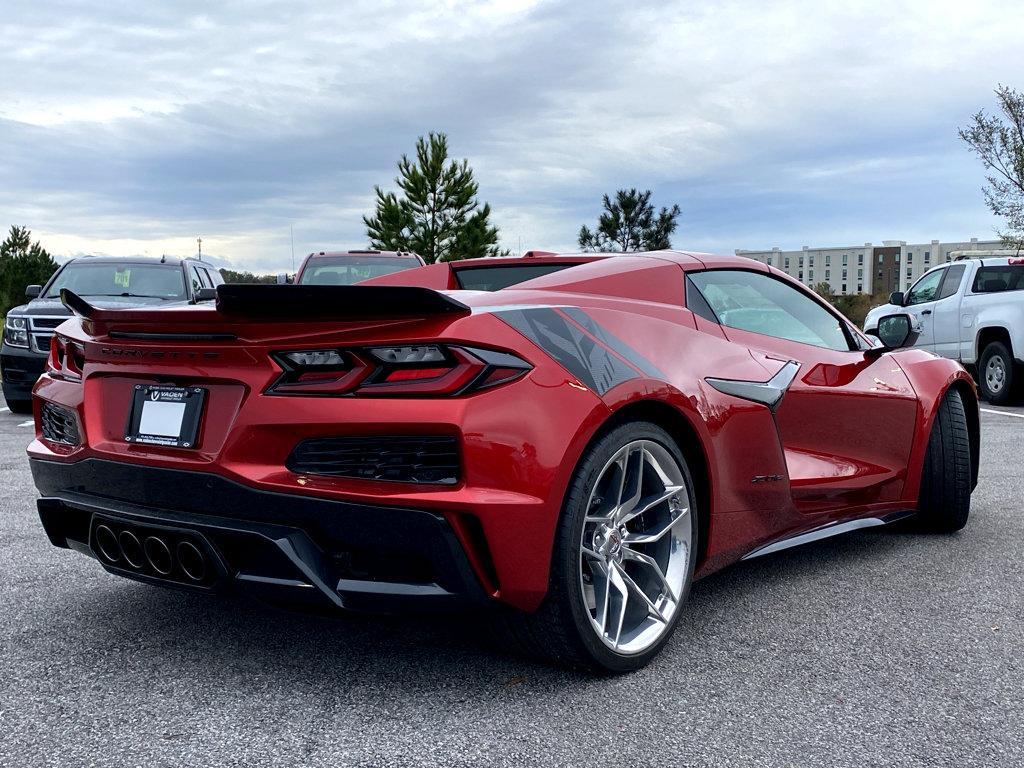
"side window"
201,267,222,286
971,265,1024,293
189,266,207,294
906,268,945,305
688,270,851,351
685,276,719,323
937,264,966,300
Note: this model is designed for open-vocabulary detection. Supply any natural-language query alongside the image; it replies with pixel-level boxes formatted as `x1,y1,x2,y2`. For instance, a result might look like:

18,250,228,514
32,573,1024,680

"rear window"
44,262,186,300
298,255,420,285
972,265,1024,293
454,263,575,291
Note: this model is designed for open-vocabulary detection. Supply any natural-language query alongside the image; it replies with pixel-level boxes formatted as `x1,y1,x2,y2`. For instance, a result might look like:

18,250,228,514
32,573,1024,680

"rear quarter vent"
287,435,460,485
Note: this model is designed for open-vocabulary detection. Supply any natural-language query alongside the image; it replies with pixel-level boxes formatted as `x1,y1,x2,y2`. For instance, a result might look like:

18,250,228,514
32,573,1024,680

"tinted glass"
972,265,1024,293
44,263,187,300
905,268,945,305
937,264,966,299
688,270,851,351
454,264,575,291
298,255,421,285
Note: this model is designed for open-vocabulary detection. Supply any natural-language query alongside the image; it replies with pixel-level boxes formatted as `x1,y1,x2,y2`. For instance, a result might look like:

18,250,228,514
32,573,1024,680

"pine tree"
578,189,682,252
364,133,503,263
0,226,59,316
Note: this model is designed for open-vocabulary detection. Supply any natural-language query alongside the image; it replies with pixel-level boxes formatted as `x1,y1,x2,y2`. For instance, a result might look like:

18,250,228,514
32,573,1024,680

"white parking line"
18,420,33,428
980,408,1024,420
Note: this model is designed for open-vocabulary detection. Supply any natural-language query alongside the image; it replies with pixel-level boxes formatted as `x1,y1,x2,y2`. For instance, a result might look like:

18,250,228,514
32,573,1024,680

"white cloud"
0,0,1020,271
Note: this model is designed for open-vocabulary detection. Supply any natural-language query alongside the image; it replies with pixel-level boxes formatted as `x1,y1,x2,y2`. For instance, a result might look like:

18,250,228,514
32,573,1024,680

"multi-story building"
736,237,1003,296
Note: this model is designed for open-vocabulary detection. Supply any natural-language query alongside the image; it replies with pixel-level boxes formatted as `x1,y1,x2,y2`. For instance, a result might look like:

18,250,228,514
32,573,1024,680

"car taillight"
48,336,84,380
267,344,530,397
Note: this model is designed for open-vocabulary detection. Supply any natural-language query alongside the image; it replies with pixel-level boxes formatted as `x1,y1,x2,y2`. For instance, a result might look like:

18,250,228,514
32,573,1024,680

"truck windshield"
44,263,186,300
298,256,421,285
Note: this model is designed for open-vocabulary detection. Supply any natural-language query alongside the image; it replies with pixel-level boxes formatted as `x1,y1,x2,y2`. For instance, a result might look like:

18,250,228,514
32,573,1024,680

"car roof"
65,255,204,267
305,250,420,259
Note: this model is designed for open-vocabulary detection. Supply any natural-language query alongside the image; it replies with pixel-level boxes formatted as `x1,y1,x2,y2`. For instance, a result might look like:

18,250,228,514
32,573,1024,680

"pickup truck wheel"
4,398,32,415
917,389,971,533
978,341,1014,405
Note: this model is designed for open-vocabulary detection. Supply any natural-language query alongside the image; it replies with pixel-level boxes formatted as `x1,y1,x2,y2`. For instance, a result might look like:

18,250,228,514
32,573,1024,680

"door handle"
920,310,932,315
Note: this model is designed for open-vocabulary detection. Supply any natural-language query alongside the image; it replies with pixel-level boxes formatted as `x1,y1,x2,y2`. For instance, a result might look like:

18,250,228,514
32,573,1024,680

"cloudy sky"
2,0,1023,272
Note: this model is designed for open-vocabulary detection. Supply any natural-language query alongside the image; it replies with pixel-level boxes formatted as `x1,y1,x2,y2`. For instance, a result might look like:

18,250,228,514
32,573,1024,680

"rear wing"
60,284,471,322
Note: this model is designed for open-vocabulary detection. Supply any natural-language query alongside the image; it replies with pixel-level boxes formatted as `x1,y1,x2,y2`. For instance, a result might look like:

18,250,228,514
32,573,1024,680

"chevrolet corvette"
27,251,978,671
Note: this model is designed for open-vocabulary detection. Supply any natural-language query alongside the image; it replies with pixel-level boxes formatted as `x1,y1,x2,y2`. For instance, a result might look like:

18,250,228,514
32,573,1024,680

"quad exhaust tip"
143,536,173,575
92,524,210,584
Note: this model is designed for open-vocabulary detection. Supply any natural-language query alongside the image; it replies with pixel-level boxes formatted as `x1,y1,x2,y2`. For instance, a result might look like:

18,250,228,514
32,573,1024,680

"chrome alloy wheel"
986,355,1006,394
578,439,692,654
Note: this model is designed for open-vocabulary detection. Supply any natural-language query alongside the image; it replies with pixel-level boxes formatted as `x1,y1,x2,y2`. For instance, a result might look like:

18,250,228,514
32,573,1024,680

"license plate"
125,385,206,448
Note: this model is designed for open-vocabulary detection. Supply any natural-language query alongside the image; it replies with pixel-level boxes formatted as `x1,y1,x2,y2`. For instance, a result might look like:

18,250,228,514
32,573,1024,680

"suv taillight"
267,344,530,397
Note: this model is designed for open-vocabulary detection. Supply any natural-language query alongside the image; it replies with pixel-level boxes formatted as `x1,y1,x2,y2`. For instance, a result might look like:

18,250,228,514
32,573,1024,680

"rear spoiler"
61,285,470,321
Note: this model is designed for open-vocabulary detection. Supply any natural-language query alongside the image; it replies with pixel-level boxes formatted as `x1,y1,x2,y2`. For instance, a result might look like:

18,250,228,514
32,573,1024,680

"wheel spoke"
607,560,629,647
614,561,668,625
622,545,677,603
615,446,644,519
618,484,684,526
626,505,689,545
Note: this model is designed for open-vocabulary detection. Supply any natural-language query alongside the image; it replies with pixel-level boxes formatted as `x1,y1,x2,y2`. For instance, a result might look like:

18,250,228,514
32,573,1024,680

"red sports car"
28,251,978,671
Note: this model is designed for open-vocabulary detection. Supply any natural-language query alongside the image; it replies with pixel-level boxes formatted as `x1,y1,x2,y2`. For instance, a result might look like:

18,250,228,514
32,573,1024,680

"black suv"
2,255,223,413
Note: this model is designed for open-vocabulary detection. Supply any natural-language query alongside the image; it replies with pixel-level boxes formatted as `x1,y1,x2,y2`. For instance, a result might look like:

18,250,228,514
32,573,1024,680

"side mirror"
870,313,920,351
25,285,41,299
276,273,289,285
889,291,905,306
194,287,217,302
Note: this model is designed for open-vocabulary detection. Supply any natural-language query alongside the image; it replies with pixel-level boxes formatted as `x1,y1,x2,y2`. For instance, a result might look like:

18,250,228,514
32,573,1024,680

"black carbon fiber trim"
559,307,667,379
495,308,637,394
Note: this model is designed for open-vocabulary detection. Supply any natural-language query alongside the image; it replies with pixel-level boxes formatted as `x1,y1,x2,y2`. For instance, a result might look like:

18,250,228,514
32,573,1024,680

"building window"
842,255,848,266
945,250,951,261
906,267,912,278
826,255,831,266
858,268,863,278
858,253,864,264
842,268,848,279
825,269,830,279
785,258,790,269
799,257,804,267
841,284,847,294
907,252,913,263
808,270,814,281
924,251,930,262
894,253,900,263
879,254,885,263
766,256,773,265
857,284,863,293
877,270,883,278
798,271,804,281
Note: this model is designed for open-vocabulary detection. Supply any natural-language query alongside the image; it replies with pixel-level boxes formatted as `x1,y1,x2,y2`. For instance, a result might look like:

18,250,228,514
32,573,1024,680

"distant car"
29,251,978,672
1,256,221,413
294,250,425,286
864,253,1024,404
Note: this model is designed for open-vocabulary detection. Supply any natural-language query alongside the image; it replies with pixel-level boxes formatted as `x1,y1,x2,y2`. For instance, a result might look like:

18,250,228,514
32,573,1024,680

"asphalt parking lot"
0,404,1022,767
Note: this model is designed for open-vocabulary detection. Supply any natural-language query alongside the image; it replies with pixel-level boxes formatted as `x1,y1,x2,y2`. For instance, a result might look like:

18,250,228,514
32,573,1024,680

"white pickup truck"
864,253,1024,404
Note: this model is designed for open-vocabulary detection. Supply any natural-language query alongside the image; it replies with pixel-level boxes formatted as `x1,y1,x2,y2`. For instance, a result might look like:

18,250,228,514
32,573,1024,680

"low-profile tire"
4,398,32,415
978,341,1014,405
491,421,699,672
917,389,972,533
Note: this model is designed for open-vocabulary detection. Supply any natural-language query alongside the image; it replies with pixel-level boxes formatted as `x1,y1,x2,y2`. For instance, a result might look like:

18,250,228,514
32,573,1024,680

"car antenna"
160,254,166,263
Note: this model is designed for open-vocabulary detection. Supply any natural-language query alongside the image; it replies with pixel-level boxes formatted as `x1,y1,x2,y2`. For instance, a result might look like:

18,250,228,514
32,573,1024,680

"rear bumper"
31,457,489,612
1,344,46,402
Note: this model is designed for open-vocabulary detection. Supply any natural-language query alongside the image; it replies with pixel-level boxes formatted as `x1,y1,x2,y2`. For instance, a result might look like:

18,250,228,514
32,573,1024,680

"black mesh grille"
41,402,81,446
288,435,459,484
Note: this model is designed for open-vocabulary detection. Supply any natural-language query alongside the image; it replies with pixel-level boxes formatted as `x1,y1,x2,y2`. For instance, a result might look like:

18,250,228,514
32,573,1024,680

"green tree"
0,226,59,316
364,133,503,263
578,189,682,252
219,269,278,284
959,84,1024,250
